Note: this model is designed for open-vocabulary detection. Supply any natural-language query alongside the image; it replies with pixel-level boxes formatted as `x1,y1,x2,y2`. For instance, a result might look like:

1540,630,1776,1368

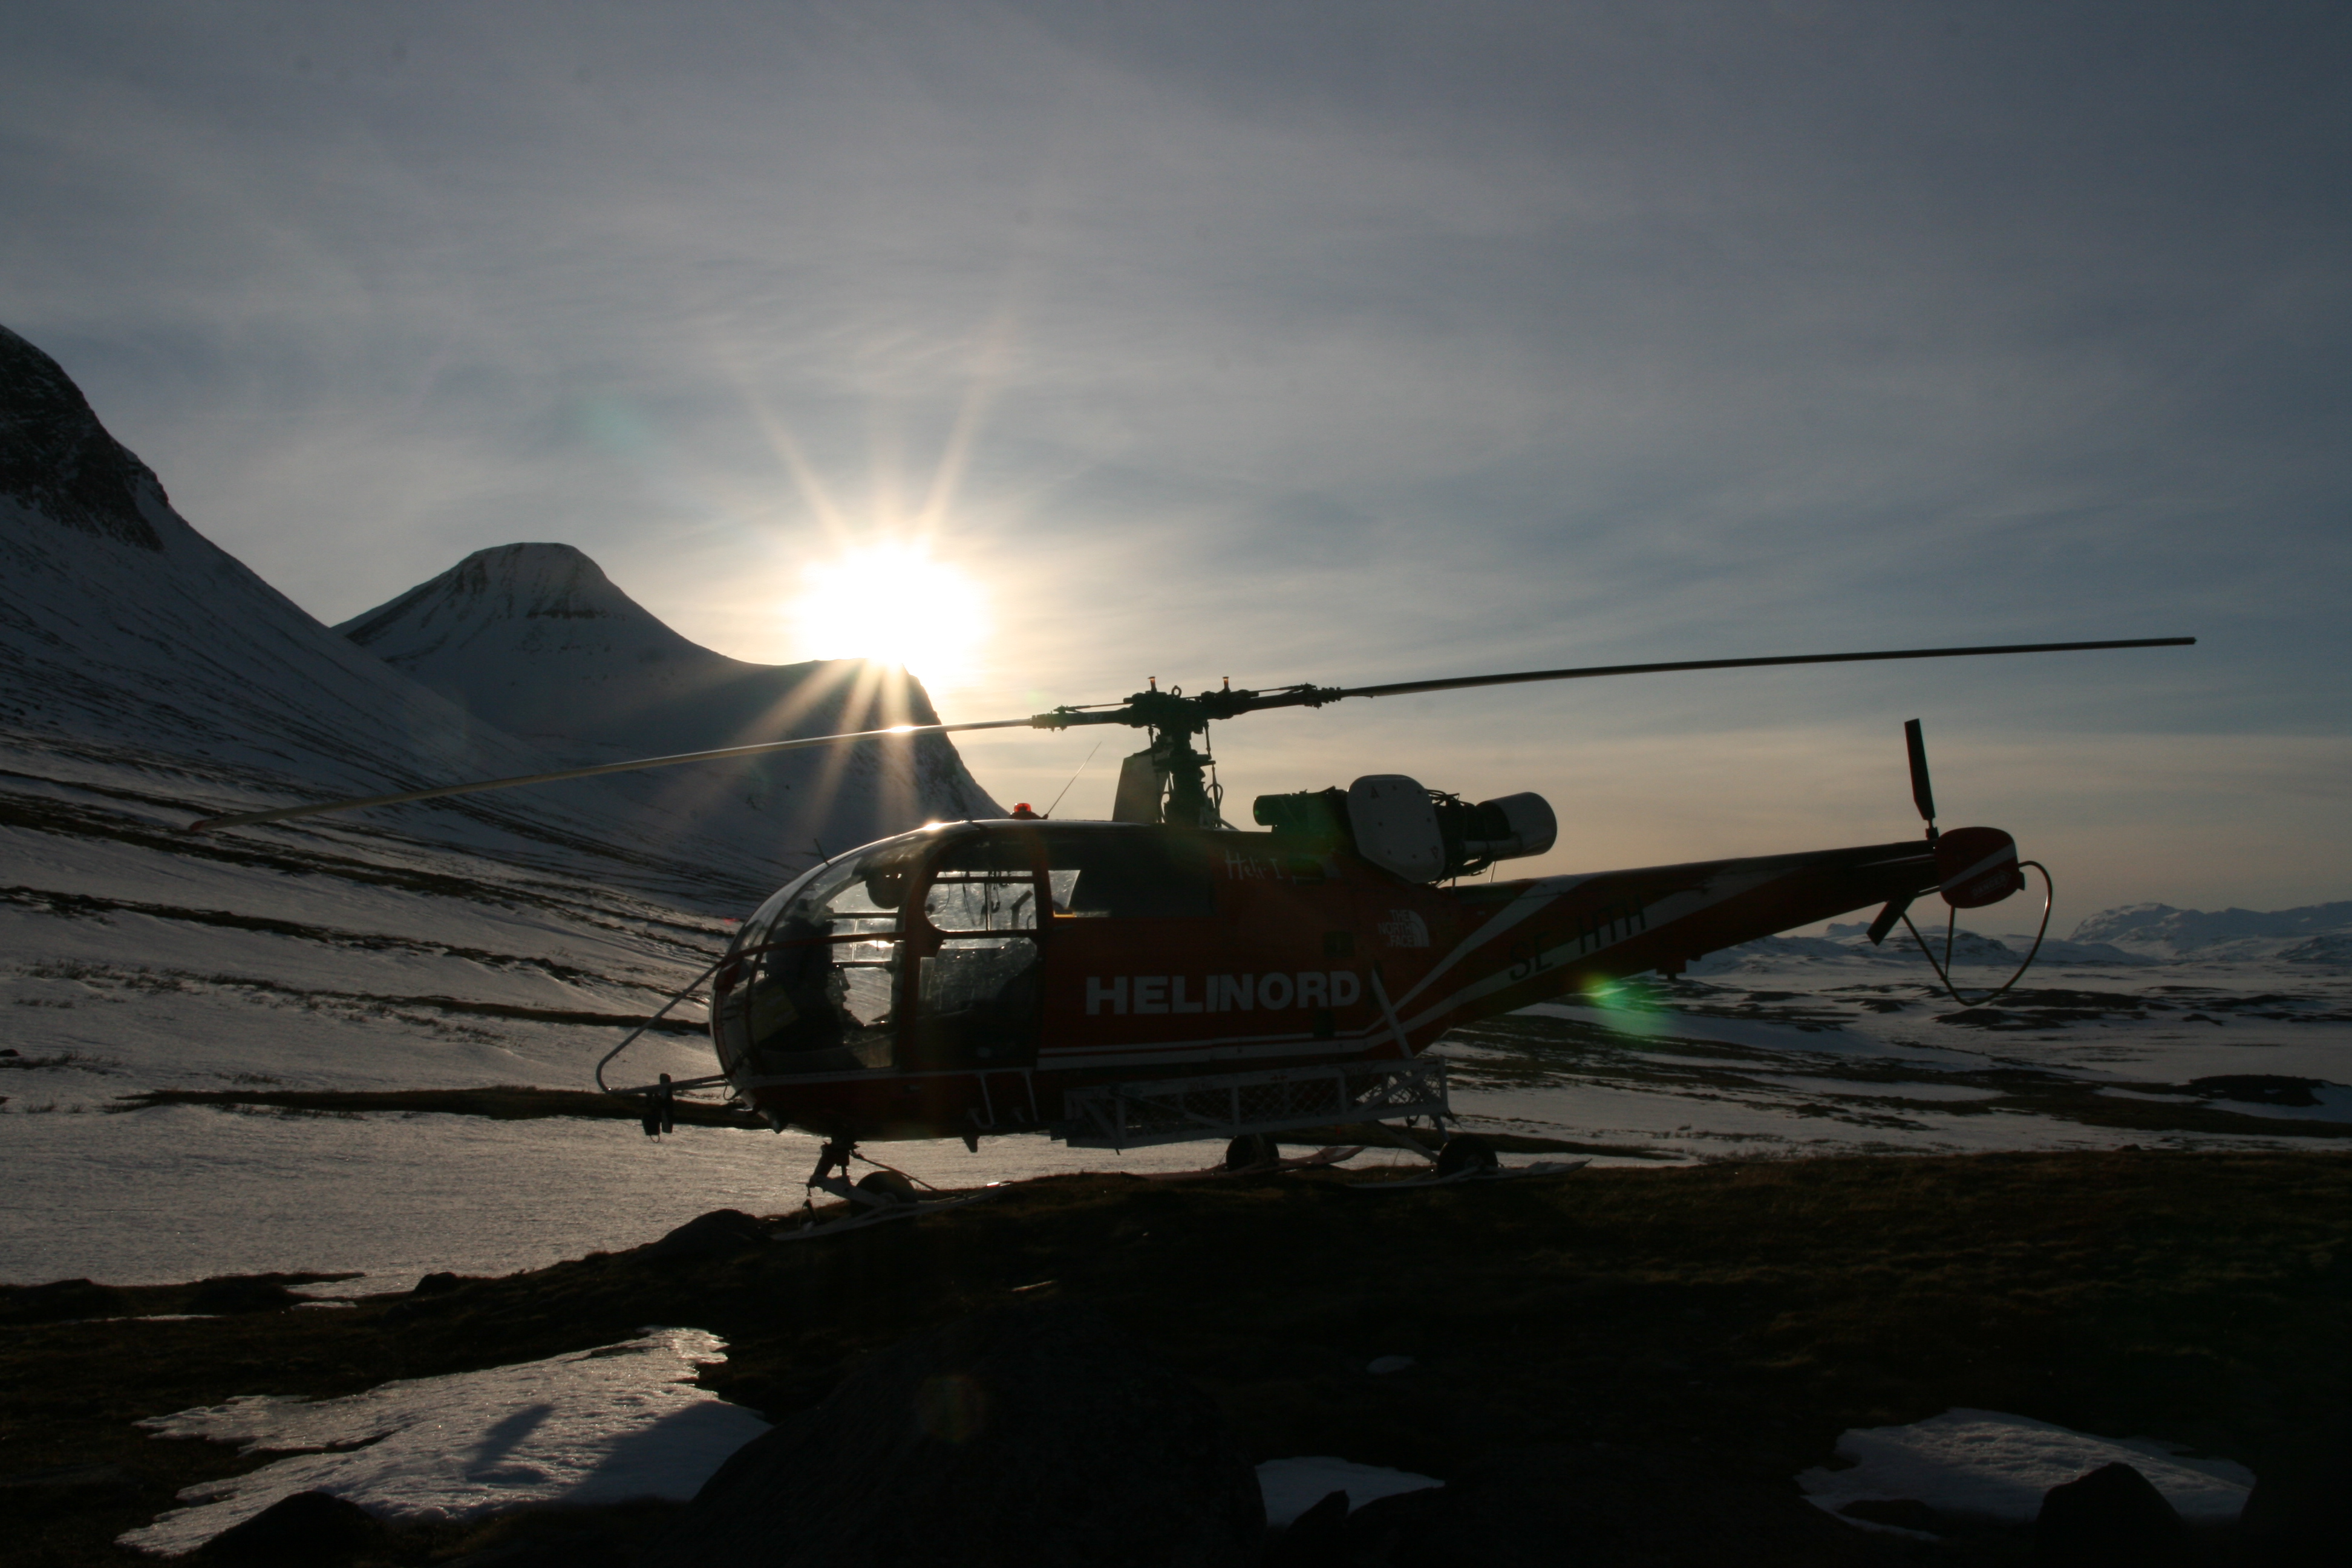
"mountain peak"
0,324,168,550
336,543,1001,834
339,541,671,646
452,543,619,619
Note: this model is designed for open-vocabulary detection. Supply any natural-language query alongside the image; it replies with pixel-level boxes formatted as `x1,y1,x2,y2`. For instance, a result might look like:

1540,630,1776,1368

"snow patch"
119,1328,768,1557
1797,1408,2252,1527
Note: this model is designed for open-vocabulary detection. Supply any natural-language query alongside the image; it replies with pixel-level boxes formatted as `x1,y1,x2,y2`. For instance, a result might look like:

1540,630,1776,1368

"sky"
5,1,2348,920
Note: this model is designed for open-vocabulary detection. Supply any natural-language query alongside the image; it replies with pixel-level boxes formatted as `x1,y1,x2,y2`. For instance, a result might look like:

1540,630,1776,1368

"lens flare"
1578,975,1670,1036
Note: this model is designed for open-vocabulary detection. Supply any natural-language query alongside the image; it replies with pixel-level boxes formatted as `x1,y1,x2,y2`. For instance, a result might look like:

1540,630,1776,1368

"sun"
789,541,988,693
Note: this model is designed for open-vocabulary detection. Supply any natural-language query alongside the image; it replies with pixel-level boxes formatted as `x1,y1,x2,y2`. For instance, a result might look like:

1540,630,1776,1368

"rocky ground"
5,1149,2348,1566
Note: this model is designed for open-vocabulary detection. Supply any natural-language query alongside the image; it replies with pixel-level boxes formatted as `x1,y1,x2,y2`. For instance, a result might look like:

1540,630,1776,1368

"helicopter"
189,635,2191,1197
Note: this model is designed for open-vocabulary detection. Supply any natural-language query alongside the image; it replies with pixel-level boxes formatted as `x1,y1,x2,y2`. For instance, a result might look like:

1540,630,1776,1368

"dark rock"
1333,1446,1881,1567
1838,1497,1941,1532
643,1304,1262,1568
0,325,168,550
411,1270,464,1296
854,1171,920,1205
1434,1132,1500,1177
2033,1462,2199,1566
444,1529,632,1568
1,1276,126,1324
2237,1428,2351,1566
641,1207,769,1261
197,1490,380,1567
0,1461,129,1491
187,1276,301,1315
2187,1075,2330,1108
1264,1489,1352,1568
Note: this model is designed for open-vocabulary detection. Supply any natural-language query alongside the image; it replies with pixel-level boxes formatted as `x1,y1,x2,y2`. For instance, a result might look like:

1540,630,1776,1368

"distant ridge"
1719,901,2352,973
2069,901,2352,961
337,543,1001,853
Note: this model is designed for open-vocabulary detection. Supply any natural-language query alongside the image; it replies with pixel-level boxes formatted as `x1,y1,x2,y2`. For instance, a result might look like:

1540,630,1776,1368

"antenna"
1040,739,1106,819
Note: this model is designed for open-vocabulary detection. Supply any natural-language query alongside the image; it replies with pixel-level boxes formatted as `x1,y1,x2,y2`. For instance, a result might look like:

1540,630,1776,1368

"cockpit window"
717,833,929,1073
752,838,923,941
925,835,1044,933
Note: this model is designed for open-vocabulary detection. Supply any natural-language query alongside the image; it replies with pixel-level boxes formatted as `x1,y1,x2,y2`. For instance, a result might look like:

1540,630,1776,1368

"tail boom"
1394,838,1949,1042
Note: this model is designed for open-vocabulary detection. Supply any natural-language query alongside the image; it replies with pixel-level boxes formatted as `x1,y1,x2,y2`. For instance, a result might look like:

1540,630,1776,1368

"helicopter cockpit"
710,832,920,1077
710,822,1220,1082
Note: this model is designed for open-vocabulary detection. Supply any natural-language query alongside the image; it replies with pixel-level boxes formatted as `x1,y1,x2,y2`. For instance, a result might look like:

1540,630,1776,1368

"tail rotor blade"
1904,718,1936,827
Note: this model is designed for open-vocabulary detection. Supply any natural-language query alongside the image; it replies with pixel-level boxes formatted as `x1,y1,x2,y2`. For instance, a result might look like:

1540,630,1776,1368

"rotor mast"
1030,677,1300,827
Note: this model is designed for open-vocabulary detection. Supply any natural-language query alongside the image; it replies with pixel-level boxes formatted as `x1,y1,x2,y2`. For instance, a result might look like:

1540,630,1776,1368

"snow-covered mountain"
0,322,792,1152
1,324,1000,909
0,322,786,901
0,322,508,791
335,543,999,858
2069,901,2352,962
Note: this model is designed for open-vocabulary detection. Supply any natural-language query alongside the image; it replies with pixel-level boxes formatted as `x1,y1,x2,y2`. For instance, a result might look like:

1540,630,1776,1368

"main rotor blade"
1245,636,2196,711
183,716,1042,832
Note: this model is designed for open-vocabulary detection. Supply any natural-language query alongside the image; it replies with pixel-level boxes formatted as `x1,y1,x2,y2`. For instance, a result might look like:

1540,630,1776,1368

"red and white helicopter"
192,636,2190,1196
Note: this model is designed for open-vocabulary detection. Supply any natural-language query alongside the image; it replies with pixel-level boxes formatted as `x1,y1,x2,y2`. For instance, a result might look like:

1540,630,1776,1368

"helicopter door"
904,835,1048,1072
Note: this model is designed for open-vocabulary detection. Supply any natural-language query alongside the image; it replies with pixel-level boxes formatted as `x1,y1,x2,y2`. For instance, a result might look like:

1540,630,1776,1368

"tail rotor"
1874,717,2054,1004
1904,717,1938,843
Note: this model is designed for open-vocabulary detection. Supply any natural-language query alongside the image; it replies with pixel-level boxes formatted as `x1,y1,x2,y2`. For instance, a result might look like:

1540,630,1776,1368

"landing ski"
774,1187,998,1241
1142,1145,1366,1183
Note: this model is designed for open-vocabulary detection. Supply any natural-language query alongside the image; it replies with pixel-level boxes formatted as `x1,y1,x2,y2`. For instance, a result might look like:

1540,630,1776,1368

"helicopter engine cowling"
1451,791,1558,867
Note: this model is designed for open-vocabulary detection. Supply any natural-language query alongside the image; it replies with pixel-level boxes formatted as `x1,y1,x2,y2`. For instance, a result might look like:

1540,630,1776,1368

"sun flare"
789,541,988,693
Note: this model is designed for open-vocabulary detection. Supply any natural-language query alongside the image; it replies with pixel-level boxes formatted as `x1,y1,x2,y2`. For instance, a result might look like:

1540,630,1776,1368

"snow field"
1,1105,1429,1290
